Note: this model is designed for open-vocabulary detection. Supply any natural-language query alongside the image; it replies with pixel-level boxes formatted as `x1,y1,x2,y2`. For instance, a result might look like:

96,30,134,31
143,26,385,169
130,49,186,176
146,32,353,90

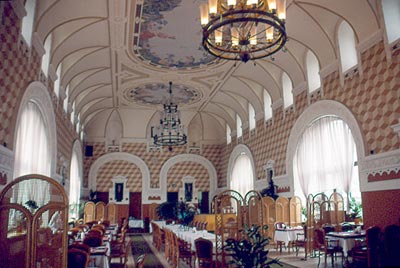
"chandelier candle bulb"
277,0,286,20
268,0,276,11
209,0,218,14
200,3,209,25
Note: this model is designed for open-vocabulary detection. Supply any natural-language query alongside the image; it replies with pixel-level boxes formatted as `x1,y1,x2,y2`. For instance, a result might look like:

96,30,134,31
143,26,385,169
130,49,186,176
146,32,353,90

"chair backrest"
68,243,91,253
68,248,89,268
83,235,102,247
341,223,355,232
322,224,335,234
136,254,147,268
314,228,325,249
274,222,286,230
195,237,213,259
382,224,400,267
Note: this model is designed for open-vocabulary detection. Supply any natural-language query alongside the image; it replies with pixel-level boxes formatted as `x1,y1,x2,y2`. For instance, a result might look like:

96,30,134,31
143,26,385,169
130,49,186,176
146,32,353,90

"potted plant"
224,225,281,268
348,196,363,224
156,201,178,222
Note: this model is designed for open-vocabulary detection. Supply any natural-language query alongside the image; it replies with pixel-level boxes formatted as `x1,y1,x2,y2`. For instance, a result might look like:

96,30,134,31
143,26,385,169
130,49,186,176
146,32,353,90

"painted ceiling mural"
136,0,215,68
124,83,202,105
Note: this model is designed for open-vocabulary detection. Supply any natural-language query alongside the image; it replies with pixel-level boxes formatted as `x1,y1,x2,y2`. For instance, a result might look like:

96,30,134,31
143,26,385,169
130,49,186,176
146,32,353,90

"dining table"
325,230,366,257
274,226,304,251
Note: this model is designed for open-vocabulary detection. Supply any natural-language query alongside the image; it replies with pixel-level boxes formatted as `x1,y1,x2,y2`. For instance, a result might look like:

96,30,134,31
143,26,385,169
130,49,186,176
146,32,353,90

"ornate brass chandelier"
151,82,187,151
200,0,287,62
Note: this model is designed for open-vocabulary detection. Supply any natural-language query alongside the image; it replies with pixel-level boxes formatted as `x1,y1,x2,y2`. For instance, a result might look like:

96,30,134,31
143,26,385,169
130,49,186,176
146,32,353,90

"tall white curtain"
293,116,358,202
69,152,81,219
230,154,254,197
13,101,51,207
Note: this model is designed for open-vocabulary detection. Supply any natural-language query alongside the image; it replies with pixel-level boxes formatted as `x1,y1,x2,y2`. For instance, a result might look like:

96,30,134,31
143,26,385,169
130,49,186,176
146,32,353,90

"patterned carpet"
130,234,164,268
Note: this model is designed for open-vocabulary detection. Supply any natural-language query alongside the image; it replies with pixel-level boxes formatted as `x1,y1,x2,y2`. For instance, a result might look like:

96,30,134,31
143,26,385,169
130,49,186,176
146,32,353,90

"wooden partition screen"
95,201,106,221
84,201,95,223
0,174,68,268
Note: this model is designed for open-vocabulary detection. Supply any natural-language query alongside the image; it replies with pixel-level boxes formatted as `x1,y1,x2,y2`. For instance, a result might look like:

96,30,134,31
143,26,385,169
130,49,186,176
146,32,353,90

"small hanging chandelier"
200,0,287,63
151,82,187,151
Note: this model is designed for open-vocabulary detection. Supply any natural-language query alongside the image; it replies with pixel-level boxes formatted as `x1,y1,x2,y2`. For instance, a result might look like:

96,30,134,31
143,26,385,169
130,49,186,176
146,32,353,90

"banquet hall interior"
0,0,399,267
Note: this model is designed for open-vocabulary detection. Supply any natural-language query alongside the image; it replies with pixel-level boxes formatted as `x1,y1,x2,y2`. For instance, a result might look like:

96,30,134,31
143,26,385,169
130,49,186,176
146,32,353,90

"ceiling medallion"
200,0,287,62
124,83,201,106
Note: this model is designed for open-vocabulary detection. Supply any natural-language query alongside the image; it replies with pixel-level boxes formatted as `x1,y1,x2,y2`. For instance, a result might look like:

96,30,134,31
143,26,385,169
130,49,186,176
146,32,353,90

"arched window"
54,64,62,98
41,34,52,76
70,101,76,124
263,89,272,121
338,21,358,72
306,50,321,93
382,0,400,43
293,116,360,204
69,150,82,220
21,0,36,46
248,103,255,130
76,113,81,133
63,85,69,113
13,101,51,207
236,114,242,138
282,72,293,108
230,153,254,197
226,124,232,144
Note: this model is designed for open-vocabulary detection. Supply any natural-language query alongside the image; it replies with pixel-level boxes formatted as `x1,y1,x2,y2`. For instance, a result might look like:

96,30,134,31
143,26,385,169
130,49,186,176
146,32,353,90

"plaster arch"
227,144,257,190
88,152,151,203
159,154,218,203
14,81,58,178
69,139,83,195
286,100,366,196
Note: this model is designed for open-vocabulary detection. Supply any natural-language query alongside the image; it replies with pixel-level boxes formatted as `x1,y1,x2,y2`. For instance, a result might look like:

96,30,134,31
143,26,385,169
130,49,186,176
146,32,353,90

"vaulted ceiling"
34,0,381,145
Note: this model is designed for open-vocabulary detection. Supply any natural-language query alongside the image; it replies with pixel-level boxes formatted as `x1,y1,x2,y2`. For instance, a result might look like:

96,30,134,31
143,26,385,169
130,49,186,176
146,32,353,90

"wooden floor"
124,234,347,268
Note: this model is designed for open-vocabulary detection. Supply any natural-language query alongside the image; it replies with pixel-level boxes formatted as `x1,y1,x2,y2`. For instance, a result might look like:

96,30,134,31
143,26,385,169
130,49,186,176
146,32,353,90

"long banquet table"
164,224,216,252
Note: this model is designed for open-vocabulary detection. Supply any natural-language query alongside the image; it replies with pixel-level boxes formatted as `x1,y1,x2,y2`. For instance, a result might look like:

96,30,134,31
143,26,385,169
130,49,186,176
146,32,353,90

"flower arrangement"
177,201,197,226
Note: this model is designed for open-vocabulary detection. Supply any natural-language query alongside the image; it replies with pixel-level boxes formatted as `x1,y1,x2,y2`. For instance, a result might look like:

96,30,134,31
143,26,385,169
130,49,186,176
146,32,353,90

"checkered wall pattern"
0,3,41,147
1,3,77,180
96,159,142,192
323,42,399,154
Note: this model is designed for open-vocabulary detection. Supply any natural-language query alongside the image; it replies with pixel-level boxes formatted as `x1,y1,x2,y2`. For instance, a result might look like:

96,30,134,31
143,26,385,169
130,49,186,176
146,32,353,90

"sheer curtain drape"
230,154,254,198
69,152,81,219
13,101,51,207
293,116,358,203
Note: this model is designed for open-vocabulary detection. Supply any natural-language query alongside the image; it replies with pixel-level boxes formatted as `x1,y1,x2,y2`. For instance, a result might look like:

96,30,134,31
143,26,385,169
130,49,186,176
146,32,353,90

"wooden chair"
172,232,193,268
382,224,400,267
109,239,132,266
314,228,343,268
67,248,90,268
83,234,102,247
195,237,214,268
350,226,381,268
294,224,307,260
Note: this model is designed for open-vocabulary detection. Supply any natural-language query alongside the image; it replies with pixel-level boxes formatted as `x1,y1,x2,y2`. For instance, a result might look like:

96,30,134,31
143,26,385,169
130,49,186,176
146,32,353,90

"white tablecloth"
325,231,366,257
128,219,143,228
274,227,304,246
164,224,216,252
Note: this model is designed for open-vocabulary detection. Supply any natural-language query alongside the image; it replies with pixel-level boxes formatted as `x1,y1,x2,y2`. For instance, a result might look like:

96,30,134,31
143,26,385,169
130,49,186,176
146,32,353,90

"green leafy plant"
156,201,178,221
224,225,281,268
348,196,362,219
